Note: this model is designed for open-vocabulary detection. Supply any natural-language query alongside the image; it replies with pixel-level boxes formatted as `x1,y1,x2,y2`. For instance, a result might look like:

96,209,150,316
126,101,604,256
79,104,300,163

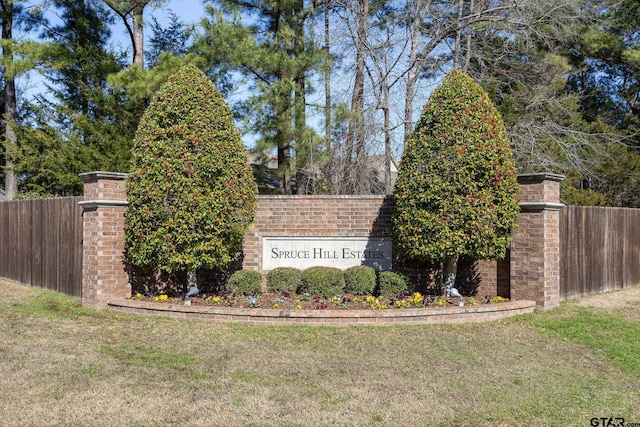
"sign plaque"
262,236,393,271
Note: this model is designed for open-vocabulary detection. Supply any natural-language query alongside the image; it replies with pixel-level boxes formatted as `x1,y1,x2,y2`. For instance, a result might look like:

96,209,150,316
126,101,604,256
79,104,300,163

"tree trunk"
2,1,17,200
453,0,464,70
324,0,331,154
441,254,459,296
293,0,308,193
347,0,368,181
463,0,475,71
132,4,144,67
187,267,197,289
404,0,430,144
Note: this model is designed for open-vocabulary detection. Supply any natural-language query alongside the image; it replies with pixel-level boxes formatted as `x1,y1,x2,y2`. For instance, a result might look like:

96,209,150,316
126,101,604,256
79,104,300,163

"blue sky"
109,0,207,56
22,0,207,98
161,0,206,23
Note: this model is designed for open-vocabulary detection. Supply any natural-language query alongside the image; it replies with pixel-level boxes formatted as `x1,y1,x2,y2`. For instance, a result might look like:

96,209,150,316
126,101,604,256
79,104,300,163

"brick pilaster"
510,173,564,310
79,172,129,310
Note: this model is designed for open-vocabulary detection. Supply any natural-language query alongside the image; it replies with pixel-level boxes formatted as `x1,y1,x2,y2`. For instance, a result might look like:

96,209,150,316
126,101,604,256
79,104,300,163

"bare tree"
464,0,615,181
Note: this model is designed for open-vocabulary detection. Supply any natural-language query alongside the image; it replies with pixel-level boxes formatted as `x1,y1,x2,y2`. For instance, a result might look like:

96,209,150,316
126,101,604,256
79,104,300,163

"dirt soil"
133,291,491,310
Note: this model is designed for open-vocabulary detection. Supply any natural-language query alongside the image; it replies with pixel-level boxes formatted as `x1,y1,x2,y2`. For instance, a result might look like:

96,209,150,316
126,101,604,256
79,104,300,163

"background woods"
0,0,638,206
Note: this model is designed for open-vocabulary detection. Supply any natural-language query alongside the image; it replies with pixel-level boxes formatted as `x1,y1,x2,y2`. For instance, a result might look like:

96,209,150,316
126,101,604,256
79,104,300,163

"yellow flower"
366,296,387,310
411,292,423,305
395,299,409,308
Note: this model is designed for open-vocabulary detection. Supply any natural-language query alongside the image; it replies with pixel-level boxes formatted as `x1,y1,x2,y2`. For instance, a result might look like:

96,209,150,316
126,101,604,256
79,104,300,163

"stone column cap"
517,173,565,184
79,171,128,183
519,202,564,212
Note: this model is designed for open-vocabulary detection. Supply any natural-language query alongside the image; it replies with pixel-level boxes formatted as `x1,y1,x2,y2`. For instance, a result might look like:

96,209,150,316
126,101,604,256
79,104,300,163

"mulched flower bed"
131,291,508,310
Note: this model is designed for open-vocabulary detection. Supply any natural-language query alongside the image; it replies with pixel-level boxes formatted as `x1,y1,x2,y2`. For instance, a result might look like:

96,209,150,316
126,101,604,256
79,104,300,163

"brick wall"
80,172,563,311
242,195,392,270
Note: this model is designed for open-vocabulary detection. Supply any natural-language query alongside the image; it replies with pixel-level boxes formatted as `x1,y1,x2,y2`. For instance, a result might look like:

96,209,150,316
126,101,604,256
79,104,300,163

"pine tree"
196,1,326,193
392,70,519,295
15,0,141,195
146,11,193,68
125,65,257,288
1,0,45,198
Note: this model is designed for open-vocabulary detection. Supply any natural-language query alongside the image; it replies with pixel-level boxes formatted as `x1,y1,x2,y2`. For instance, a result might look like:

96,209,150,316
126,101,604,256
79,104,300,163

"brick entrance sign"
79,172,563,311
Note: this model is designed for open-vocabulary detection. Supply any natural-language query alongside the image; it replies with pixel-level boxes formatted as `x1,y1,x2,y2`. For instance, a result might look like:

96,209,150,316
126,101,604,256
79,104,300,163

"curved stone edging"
107,299,536,326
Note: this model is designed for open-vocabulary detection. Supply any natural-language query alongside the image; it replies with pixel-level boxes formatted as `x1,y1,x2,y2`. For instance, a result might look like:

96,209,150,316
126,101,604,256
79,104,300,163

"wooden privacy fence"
0,197,84,298
560,206,640,300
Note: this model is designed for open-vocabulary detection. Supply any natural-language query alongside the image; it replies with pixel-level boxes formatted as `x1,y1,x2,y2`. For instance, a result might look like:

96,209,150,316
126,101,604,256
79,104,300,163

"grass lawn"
1,279,639,426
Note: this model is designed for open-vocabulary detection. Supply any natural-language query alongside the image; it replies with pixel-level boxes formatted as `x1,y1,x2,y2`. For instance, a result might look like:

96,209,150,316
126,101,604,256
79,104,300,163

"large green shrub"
343,266,376,295
299,267,344,298
226,270,262,295
392,70,519,293
125,65,257,283
266,267,302,294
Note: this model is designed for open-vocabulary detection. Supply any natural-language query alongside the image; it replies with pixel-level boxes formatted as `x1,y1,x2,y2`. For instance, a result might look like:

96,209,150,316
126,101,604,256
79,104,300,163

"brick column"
511,173,564,310
79,172,129,310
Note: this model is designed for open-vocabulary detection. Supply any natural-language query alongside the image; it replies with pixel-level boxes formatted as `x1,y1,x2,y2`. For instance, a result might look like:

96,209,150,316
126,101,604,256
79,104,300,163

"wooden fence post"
79,172,129,310
511,173,564,310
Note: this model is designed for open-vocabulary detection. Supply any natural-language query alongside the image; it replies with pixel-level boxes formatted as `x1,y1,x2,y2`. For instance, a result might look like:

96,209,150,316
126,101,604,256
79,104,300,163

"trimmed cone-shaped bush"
125,65,257,274
392,70,519,264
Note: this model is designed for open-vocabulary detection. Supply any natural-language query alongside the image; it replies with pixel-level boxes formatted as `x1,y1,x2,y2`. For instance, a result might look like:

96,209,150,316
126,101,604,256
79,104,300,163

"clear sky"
162,0,206,22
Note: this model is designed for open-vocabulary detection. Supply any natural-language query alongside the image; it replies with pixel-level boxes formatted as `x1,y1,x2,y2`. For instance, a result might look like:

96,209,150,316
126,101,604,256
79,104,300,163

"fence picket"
0,197,84,298
560,206,640,300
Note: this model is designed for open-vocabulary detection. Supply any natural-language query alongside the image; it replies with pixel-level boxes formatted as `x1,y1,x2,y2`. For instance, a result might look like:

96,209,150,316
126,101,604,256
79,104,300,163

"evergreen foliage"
299,267,344,298
125,65,257,274
392,70,519,264
13,0,140,196
376,271,410,298
195,1,326,193
266,267,302,294
226,270,262,295
147,12,194,68
343,266,377,295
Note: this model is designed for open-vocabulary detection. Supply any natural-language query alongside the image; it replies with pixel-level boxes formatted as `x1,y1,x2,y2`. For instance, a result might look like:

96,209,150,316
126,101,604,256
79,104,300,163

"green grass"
521,304,640,376
1,281,639,426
